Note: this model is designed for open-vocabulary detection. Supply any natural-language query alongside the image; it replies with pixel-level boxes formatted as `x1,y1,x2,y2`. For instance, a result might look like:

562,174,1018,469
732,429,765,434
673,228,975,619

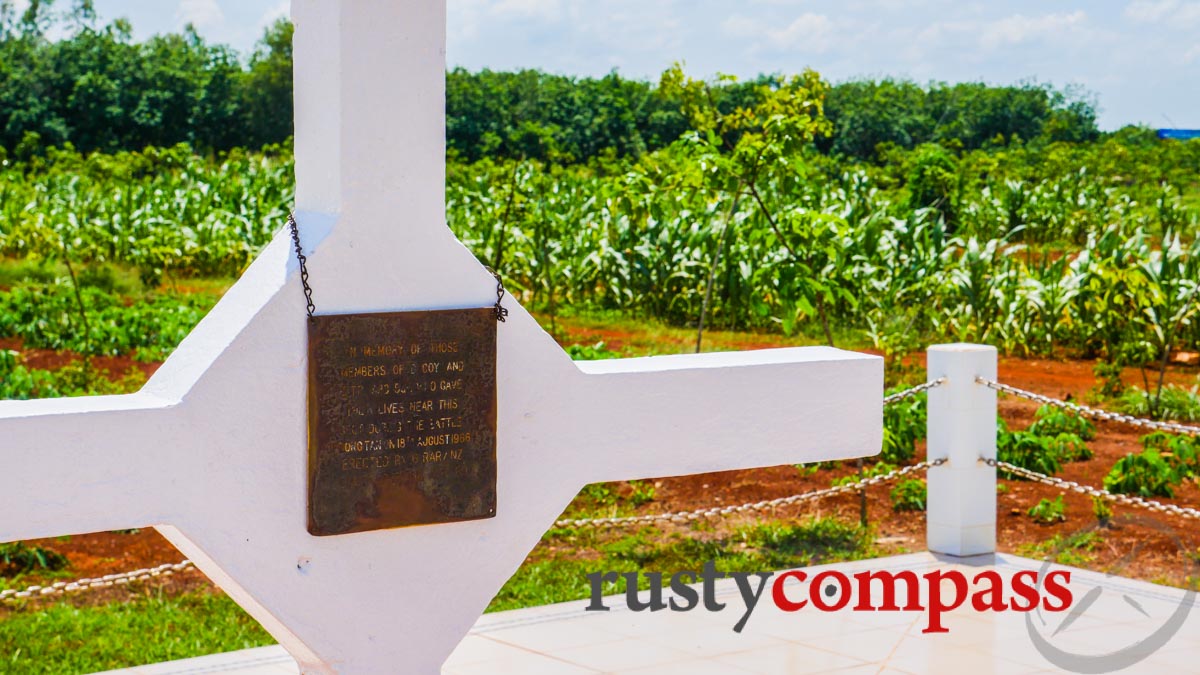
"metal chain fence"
884,377,945,405
987,458,1200,521
977,377,1200,436
0,561,194,602
3,380,949,602
554,459,944,528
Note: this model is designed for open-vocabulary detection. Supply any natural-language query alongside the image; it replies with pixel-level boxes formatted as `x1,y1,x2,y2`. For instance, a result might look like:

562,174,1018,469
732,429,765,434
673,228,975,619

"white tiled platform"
97,553,1200,674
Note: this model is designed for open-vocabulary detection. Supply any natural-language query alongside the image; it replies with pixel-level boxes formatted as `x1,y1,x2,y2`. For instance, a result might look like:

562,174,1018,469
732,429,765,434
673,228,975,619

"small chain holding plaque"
288,215,504,536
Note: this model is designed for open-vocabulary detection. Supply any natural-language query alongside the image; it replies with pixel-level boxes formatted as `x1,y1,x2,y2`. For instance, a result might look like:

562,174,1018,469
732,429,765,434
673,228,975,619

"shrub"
998,430,1063,477
1104,450,1178,498
565,341,620,360
0,542,69,575
1092,495,1113,525
1046,432,1093,462
882,391,926,464
0,350,63,399
1028,405,1095,440
1141,431,1199,479
627,480,656,507
1118,385,1200,422
890,479,927,512
1028,495,1067,524
833,461,897,487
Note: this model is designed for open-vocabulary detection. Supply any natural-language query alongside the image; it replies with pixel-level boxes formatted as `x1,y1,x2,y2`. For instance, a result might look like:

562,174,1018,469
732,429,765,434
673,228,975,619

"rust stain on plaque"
307,308,497,536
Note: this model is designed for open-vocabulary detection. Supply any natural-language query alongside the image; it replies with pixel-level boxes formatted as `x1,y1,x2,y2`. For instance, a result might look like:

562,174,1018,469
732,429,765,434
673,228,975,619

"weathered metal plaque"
307,308,497,536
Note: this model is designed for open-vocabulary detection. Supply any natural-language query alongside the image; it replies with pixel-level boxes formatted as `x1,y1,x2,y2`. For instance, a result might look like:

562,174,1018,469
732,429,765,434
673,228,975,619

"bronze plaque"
307,308,497,536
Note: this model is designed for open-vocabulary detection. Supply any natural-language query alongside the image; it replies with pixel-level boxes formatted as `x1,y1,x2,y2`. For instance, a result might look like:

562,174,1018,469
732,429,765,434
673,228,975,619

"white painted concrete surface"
94,553,1200,674
0,1,883,673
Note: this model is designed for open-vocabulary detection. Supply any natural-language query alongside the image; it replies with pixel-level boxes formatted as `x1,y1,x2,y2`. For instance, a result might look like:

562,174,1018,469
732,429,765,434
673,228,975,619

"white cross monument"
0,1,882,672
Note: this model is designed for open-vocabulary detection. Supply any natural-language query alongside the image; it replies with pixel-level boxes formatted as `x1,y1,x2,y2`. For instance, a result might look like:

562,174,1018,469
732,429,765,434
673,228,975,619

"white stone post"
926,343,997,556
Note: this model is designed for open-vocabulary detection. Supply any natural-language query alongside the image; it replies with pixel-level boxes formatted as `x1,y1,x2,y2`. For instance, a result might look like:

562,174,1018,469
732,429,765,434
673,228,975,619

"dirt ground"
3,323,1199,613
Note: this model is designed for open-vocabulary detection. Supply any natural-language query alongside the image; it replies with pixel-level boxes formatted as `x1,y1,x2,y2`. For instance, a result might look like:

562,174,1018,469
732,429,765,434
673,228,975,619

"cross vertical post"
0,1,886,673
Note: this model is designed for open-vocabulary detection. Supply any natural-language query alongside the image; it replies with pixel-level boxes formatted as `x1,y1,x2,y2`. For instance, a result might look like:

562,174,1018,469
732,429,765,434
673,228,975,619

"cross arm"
569,347,883,484
0,393,182,542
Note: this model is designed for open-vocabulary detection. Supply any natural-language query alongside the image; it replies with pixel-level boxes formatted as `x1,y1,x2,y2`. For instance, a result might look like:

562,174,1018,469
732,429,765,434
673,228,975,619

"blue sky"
69,1,1200,129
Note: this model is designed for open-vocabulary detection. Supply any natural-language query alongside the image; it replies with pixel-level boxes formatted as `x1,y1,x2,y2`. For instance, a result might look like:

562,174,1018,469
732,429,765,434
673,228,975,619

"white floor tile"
548,639,695,672
711,642,868,674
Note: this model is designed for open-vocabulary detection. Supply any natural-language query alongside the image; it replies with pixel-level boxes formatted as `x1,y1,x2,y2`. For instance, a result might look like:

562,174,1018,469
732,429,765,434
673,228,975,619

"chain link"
484,266,509,322
0,561,194,603
287,213,316,320
977,377,1200,436
883,378,946,406
555,459,945,529
987,459,1200,521
286,214,507,322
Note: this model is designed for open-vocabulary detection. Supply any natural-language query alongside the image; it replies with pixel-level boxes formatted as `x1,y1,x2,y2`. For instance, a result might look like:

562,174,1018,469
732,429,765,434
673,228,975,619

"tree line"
1,2,1102,162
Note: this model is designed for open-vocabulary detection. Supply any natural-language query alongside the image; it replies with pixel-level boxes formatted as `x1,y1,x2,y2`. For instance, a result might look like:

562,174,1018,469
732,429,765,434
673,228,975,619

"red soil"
3,328,1198,612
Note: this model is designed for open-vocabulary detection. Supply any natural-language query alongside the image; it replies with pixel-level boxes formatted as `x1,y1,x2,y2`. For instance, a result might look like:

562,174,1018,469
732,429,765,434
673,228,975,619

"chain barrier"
883,377,945,406
1,383,944,601
0,561,194,603
977,377,1200,436
555,458,945,529
987,458,1200,521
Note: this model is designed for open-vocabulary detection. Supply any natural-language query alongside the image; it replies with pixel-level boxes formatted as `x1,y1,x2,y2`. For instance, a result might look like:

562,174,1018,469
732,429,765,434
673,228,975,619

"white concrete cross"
0,1,882,672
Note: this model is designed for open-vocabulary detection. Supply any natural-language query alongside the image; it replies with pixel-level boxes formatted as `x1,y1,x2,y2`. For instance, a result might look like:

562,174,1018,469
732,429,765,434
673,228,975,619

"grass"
1017,531,1102,567
487,516,874,612
535,308,874,358
0,593,273,675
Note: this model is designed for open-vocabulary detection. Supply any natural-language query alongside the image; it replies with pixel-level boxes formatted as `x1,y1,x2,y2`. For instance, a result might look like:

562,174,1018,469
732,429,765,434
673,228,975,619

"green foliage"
564,341,620,360
0,349,144,399
0,143,292,278
1118,385,1200,422
1028,495,1067,524
578,484,616,508
1020,531,1101,566
1092,495,1113,525
627,480,656,507
0,593,273,675
1028,405,1095,440
490,517,873,613
996,406,1094,478
1104,449,1178,498
742,518,875,566
1140,432,1199,479
0,542,68,575
997,429,1063,477
821,78,1098,158
0,280,215,358
833,461,896,487
0,349,62,398
882,389,926,463
1046,432,1094,462
890,478,927,512
905,144,960,227
0,5,287,154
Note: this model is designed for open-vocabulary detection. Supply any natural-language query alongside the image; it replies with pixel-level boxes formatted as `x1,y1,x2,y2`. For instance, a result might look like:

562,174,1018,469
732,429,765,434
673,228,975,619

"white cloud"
722,15,761,38
1124,0,1200,24
980,11,1087,49
491,0,563,21
722,12,836,54
1178,3,1200,23
1125,0,1179,22
175,0,224,29
1185,43,1200,63
769,13,835,52
256,0,289,32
